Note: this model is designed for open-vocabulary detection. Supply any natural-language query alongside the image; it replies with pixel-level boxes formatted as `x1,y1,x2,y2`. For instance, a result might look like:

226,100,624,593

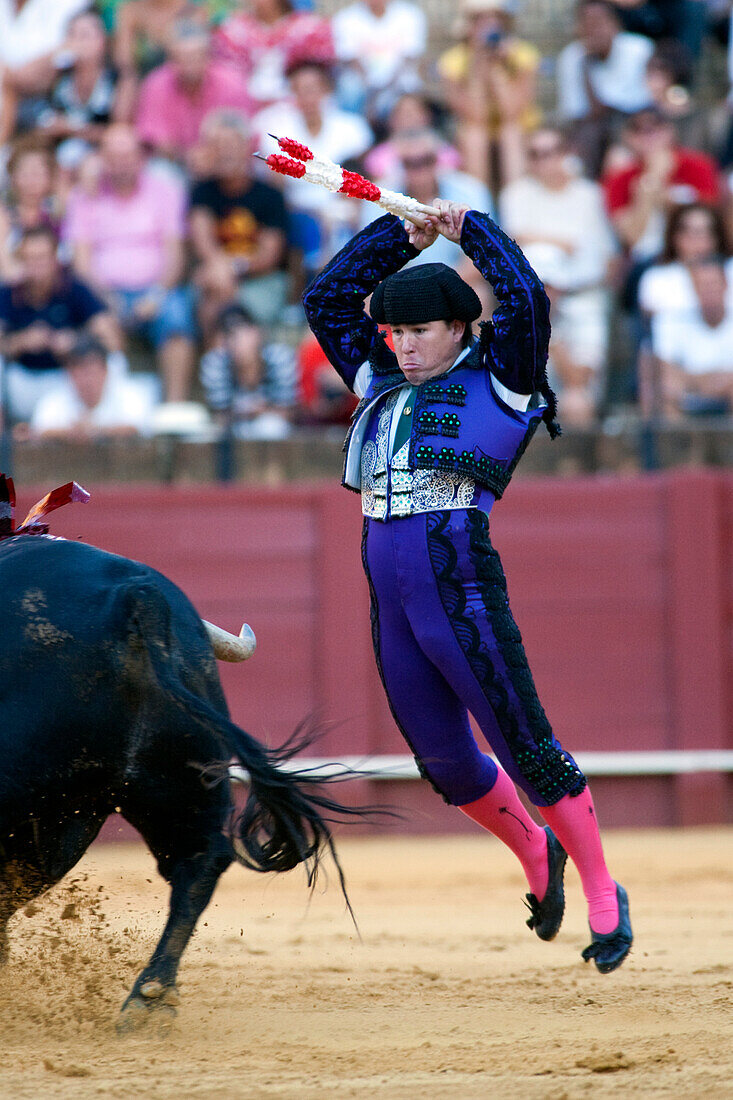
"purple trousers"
361,508,586,808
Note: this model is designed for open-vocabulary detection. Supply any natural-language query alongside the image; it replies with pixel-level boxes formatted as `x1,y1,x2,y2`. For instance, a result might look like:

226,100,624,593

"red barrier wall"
39,469,733,831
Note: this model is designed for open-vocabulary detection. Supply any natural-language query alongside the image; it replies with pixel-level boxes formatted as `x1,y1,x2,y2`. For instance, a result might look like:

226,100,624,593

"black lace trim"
426,510,586,804
360,520,452,802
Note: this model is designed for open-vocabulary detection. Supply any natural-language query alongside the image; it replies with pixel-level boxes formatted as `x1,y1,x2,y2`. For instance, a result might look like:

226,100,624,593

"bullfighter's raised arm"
459,210,556,428
302,214,418,390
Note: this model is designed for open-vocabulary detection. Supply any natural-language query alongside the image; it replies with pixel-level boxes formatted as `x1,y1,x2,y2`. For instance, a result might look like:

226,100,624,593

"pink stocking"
539,786,619,933
459,768,550,900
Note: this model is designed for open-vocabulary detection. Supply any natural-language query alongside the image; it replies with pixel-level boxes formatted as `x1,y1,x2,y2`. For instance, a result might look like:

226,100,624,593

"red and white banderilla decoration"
255,136,440,225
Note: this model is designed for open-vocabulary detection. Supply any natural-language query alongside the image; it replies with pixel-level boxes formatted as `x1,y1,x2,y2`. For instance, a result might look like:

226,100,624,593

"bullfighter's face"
390,320,466,386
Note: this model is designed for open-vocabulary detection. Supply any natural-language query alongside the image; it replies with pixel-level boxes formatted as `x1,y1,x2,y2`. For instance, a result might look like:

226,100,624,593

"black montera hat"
370,263,482,325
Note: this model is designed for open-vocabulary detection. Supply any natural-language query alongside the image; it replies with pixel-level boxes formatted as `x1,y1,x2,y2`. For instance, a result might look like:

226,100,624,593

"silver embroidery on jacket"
362,396,477,520
361,392,397,521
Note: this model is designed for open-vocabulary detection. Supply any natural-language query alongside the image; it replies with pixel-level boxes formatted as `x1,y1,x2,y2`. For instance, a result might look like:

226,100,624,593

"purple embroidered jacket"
302,211,557,500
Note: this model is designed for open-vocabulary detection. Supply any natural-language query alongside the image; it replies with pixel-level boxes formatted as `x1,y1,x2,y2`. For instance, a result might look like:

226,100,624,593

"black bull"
0,534,359,1027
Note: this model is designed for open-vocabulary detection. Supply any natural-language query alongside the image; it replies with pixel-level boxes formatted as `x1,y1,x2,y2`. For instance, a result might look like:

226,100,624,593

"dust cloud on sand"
0,829,731,1099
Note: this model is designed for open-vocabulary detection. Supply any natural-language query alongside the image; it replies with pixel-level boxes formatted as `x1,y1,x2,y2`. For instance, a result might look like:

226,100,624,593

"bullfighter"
303,199,632,973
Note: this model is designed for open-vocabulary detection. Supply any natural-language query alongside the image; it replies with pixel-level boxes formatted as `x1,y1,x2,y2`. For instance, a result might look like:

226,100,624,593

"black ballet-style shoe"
581,882,633,974
524,826,567,941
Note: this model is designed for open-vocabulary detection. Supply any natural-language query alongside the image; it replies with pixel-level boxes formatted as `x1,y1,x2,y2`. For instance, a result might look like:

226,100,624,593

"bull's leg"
0,862,43,965
0,809,106,964
117,829,232,1032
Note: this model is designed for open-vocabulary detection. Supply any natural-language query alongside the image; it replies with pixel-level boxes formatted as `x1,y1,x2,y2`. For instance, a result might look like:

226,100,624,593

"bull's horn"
202,620,256,661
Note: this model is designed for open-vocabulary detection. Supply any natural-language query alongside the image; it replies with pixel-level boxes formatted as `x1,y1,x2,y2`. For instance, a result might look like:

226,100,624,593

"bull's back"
0,534,213,650
0,537,223,784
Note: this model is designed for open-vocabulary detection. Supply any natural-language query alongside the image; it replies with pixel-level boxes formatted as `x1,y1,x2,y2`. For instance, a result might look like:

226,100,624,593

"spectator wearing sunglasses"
367,129,494,269
501,127,617,425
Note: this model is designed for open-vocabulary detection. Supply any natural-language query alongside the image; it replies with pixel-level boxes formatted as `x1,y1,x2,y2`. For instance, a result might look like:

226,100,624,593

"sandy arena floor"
0,828,731,1099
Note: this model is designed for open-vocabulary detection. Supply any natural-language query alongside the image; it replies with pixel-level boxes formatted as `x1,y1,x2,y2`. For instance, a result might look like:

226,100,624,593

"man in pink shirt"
64,124,196,401
136,20,254,164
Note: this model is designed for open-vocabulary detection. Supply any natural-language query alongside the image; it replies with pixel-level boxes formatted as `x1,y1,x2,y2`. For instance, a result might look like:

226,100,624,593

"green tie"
391,390,415,459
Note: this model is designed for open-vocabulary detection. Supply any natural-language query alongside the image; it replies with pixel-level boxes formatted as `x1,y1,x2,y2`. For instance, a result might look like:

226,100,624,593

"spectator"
638,202,731,318
294,329,358,425
37,11,119,169
603,107,720,262
190,111,288,331
199,303,294,439
28,333,154,439
255,59,373,274
370,129,494,268
332,0,427,122
0,0,91,141
501,126,617,425
642,40,716,155
114,0,211,77
214,0,333,112
102,0,233,37
719,6,733,168
0,225,118,422
363,92,460,180
255,60,372,169
438,0,541,191
600,39,718,175
64,124,195,402
113,0,214,123
651,258,733,417
135,19,254,164
0,142,60,282
557,0,654,177
607,0,707,60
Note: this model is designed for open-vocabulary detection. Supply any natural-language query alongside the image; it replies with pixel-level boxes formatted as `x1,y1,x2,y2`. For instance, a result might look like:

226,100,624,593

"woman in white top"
637,203,732,318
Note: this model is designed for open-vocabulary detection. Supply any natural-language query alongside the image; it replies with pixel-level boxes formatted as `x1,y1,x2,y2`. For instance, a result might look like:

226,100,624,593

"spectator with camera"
439,0,541,191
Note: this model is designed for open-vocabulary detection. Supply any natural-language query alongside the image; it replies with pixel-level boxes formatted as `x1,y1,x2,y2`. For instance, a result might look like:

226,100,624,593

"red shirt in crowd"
297,332,357,424
602,147,721,216
214,12,333,110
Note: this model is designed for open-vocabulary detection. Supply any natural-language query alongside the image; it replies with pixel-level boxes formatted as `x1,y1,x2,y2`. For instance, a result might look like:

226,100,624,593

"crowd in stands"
2,0,733,445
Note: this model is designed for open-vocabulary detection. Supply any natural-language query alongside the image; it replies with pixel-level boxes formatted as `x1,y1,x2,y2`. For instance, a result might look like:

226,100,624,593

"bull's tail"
203,722,368,885
125,581,370,912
